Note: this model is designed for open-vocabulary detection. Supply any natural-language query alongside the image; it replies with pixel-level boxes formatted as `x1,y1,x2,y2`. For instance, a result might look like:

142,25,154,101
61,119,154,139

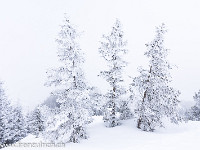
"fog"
1,0,200,110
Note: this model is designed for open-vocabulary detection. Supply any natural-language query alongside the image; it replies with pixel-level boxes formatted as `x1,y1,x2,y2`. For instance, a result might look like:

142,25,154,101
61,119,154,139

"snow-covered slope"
4,116,200,150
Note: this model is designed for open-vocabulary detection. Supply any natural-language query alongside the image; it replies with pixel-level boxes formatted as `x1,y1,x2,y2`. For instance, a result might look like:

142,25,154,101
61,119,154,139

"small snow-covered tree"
99,19,128,127
11,105,26,142
193,90,200,108
187,90,200,121
45,16,91,143
88,86,105,116
0,82,27,145
130,24,180,131
119,99,133,120
25,112,32,134
27,106,44,137
0,81,13,145
39,104,60,142
0,82,26,145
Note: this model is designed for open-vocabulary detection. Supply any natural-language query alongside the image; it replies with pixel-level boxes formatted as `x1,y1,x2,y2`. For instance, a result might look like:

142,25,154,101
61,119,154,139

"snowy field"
4,116,200,150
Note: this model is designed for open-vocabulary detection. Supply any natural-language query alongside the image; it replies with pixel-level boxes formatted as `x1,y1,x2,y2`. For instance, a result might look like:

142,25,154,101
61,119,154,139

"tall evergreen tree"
45,16,91,143
99,19,128,127
130,24,180,131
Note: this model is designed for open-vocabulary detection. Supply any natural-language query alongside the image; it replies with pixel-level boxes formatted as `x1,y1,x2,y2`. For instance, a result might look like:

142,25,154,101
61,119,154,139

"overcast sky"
1,0,200,110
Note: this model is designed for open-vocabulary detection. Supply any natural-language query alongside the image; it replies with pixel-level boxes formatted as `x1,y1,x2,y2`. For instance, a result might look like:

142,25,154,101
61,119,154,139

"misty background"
0,0,200,111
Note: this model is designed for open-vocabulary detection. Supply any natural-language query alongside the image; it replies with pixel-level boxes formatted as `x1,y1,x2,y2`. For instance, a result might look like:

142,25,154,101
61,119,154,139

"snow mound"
4,116,200,150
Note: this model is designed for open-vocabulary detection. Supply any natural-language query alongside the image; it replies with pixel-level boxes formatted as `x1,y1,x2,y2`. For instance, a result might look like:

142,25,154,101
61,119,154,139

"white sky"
0,0,200,110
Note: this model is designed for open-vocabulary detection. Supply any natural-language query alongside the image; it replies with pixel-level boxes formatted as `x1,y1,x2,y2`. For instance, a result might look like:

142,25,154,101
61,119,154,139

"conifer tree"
130,24,180,131
45,15,91,143
11,105,26,142
193,90,200,108
28,106,44,137
119,100,133,120
0,81,13,145
1,82,27,145
88,87,105,116
188,90,200,120
99,19,128,127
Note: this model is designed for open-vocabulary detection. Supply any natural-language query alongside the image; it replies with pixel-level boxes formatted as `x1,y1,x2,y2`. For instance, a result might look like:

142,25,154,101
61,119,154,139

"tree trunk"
137,66,151,129
137,90,147,129
111,86,116,127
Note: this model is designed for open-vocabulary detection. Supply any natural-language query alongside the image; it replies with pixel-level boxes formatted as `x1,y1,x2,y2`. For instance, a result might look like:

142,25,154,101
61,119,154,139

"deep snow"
3,116,200,150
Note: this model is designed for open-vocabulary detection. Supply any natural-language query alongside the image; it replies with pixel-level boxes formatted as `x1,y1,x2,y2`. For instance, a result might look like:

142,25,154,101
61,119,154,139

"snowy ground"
4,116,200,150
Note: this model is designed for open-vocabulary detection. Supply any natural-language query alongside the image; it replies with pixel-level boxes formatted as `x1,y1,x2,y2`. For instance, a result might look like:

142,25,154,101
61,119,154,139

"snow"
3,116,200,150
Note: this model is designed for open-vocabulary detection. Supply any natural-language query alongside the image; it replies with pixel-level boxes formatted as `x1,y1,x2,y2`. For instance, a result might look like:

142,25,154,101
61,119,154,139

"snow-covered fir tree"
11,105,26,143
45,15,91,143
1,82,26,145
0,81,13,145
99,19,128,127
187,90,200,121
88,86,105,116
119,99,133,120
25,112,33,134
193,90,200,108
39,104,60,142
27,106,44,137
130,24,180,131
